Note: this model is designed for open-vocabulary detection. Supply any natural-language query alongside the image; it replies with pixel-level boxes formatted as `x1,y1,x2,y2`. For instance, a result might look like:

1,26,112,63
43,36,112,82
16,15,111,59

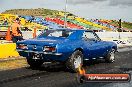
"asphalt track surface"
0,48,132,87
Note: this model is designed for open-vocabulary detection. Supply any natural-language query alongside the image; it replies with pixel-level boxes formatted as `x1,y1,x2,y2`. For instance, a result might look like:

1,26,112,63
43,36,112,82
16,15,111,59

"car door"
82,31,107,60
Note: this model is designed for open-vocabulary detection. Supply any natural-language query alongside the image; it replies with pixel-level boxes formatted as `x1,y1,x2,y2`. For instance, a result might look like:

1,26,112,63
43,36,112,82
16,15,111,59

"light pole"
118,19,122,40
64,0,67,28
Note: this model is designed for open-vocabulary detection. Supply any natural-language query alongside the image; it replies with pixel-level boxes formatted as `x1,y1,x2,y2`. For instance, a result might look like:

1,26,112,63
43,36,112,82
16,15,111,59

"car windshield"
38,30,73,38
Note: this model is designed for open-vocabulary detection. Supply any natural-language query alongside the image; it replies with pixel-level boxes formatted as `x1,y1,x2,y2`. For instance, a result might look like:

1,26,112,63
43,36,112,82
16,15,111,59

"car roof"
47,28,93,32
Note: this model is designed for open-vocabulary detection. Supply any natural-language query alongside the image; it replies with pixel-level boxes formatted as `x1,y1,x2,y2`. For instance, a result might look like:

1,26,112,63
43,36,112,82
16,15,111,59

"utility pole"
119,19,122,29
118,19,122,32
64,0,67,28
118,19,122,40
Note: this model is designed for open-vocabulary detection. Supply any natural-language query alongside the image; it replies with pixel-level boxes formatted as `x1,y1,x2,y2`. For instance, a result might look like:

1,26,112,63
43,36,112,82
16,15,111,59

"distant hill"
1,8,74,17
110,20,132,30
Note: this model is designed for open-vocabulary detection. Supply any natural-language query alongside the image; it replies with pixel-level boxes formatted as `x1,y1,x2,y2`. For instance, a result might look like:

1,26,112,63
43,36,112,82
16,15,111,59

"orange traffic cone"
6,27,12,41
33,27,37,38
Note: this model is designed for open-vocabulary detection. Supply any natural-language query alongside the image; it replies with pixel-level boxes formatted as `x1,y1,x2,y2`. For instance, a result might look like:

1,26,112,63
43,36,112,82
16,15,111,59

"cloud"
69,0,132,7
69,0,108,4
109,0,132,6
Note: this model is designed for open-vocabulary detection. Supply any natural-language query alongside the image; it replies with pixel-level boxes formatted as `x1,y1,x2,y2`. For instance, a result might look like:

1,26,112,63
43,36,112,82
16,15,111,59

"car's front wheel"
66,50,83,72
27,59,44,69
105,49,115,63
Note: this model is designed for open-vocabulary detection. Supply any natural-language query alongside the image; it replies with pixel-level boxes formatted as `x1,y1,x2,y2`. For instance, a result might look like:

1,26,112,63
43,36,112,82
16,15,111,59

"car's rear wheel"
66,50,83,72
27,59,44,69
105,49,115,63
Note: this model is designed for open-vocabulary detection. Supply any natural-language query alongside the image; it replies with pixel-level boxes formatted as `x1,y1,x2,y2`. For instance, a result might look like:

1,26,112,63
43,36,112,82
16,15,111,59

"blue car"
17,29,117,72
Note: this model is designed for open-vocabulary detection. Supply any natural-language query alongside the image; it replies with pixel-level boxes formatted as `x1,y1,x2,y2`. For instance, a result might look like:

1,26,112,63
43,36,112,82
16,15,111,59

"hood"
104,41,117,47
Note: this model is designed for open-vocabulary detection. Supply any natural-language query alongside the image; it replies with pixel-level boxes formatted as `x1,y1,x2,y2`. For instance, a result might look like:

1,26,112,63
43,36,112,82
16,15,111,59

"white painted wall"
22,31,132,41
22,31,42,39
96,32,132,39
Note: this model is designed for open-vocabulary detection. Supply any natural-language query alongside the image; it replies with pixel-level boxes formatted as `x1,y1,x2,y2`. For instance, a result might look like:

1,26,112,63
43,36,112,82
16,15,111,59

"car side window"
82,31,100,41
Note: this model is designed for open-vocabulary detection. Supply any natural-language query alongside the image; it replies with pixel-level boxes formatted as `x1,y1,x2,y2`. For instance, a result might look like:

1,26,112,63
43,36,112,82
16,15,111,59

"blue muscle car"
17,29,117,72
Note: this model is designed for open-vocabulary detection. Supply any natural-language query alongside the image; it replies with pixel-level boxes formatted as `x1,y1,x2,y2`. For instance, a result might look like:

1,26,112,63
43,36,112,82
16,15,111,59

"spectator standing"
11,18,23,43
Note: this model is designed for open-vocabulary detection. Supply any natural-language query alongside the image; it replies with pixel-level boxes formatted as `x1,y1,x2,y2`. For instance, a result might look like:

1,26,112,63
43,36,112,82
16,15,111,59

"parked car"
16,29,117,72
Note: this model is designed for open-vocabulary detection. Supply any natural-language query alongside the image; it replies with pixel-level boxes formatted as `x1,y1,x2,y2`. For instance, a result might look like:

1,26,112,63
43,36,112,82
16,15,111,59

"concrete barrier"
0,43,19,58
22,31,41,39
96,32,132,39
21,31,132,44
22,31,33,39
96,32,132,46
22,31,132,39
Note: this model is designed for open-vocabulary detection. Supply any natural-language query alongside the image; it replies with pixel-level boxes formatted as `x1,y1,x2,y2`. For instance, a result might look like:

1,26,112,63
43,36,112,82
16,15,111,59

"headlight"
17,44,28,49
43,46,56,52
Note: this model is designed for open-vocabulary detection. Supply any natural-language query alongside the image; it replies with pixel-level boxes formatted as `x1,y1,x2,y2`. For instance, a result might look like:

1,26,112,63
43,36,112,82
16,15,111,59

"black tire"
27,59,44,69
105,49,115,63
66,50,83,72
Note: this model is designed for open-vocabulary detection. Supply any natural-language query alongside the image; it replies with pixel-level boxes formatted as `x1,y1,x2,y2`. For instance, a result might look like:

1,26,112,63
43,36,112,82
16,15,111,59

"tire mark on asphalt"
0,70,47,84
0,64,66,84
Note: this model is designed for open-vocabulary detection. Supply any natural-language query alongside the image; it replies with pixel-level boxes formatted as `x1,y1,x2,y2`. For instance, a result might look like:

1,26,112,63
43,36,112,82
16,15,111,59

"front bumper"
17,49,62,56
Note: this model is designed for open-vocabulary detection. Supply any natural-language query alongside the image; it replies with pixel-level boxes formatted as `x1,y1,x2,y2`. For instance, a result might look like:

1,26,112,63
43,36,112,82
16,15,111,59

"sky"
0,0,132,22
